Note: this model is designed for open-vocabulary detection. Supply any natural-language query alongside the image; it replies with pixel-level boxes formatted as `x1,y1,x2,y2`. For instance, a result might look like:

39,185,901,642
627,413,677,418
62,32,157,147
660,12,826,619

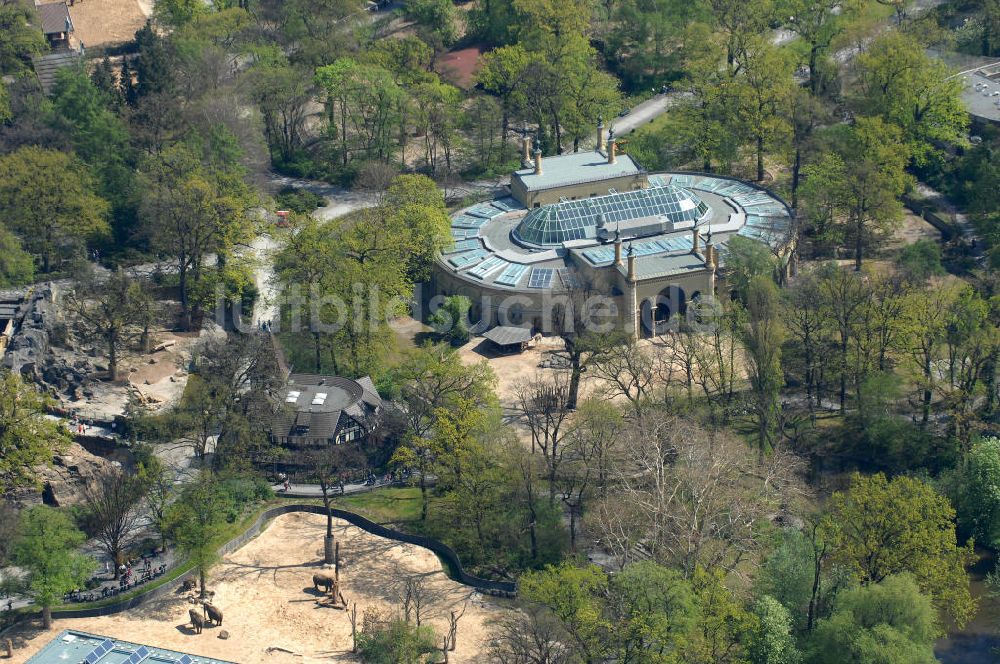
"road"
610,93,679,136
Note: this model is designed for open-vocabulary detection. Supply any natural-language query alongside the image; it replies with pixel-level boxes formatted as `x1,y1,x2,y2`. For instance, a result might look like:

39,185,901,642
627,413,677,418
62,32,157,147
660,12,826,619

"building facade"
429,130,793,338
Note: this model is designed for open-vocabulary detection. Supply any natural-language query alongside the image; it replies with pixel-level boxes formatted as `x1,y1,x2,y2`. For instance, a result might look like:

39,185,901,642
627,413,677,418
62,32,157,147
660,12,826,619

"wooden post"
442,636,450,663
4,638,12,659
335,542,340,577
349,603,358,653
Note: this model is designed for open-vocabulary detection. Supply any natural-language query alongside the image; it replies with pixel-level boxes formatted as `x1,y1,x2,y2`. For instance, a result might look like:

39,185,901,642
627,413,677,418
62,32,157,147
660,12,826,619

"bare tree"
83,467,148,577
592,414,806,577
589,337,659,414
513,373,573,505
485,606,575,664
557,400,625,551
447,604,467,652
303,443,364,564
399,575,434,626
67,267,154,382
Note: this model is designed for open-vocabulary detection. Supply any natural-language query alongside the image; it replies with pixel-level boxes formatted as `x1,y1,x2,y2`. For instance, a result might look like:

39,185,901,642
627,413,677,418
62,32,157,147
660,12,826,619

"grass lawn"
332,486,425,524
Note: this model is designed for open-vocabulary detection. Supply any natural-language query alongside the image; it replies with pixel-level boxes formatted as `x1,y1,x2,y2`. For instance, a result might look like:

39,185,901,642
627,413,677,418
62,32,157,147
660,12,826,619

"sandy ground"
66,0,148,48
888,209,942,249
7,513,507,663
71,327,221,420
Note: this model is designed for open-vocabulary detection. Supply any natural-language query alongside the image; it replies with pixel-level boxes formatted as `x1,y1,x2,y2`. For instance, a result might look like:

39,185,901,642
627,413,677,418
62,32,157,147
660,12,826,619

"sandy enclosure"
9,513,507,663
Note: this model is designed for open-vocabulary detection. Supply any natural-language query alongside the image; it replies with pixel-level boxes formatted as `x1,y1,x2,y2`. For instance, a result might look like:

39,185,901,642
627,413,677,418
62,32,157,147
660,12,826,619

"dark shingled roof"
483,325,532,346
271,374,381,444
35,2,72,35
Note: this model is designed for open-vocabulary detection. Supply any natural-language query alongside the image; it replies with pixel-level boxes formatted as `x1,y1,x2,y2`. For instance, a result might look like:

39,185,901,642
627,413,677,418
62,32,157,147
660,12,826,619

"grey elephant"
203,602,223,626
313,571,337,593
189,608,205,634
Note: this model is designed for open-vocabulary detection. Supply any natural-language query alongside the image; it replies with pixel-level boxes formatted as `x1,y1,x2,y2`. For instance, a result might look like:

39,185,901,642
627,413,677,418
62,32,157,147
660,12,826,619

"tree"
303,443,364,564
0,146,110,273
0,4,44,76
0,225,33,286
812,120,911,269
477,45,531,162
12,506,93,628
514,373,573,505
747,596,801,664
486,604,575,663
82,467,148,577
725,235,778,300
822,473,976,627
167,471,230,597
520,563,611,662
245,60,312,166
595,415,804,576
405,0,457,51
137,453,175,553
784,0,859,95
733,39,794,182
740,276,785,456
0,371,72,498
808,575,938,664
139,143,255,330
68,268,154,382
853,33,968,167
948,436,1000,547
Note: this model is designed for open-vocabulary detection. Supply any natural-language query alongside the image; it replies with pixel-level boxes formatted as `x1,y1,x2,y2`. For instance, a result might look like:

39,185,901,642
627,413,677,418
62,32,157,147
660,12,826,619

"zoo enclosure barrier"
3,502,516,628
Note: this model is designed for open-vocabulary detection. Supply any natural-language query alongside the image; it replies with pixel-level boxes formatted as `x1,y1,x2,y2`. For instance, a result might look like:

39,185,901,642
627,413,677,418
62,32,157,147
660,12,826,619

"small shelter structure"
35,2,74,49
483,325,532,353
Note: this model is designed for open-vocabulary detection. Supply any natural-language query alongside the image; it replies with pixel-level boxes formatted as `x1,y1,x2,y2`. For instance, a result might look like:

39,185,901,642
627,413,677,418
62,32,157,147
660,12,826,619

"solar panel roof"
528,268,555,288
468,256,508,279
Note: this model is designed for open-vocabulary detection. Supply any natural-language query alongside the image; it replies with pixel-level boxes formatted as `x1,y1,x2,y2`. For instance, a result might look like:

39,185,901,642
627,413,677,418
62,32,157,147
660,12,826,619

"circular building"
430,132,793,338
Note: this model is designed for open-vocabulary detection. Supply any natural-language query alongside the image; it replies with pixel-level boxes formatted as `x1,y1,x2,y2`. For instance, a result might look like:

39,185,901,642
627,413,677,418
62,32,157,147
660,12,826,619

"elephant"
189,608,205,634
313,572,337,593
204,603,223,626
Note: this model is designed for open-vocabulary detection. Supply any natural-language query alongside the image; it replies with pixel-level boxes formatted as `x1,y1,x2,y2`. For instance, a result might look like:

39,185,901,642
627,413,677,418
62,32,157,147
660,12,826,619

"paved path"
271,477,401,498
610,93,679,136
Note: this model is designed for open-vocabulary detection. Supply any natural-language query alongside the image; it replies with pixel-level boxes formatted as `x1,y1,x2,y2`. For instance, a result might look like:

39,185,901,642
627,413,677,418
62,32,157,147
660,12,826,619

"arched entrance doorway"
640,286,686,337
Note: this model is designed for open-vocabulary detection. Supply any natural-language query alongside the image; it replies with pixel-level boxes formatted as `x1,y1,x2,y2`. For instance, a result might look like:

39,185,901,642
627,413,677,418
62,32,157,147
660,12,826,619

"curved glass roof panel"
514,185,710,247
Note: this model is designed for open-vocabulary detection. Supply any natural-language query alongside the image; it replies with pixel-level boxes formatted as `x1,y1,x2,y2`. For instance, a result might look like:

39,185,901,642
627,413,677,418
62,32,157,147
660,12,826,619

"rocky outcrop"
30,442,117,507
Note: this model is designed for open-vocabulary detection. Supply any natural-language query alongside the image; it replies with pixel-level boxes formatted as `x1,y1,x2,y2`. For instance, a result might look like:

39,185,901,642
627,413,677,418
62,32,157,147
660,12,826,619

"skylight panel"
495,263,529,287
528,268,555,288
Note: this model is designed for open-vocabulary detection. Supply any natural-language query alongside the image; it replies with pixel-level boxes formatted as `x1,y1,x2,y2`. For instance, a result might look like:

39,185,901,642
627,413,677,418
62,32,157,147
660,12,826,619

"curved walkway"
9,503,514,626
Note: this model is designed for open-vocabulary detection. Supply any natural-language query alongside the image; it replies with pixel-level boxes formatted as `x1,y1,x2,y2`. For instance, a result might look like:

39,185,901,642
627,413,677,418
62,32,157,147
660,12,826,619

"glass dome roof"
513,185,710,247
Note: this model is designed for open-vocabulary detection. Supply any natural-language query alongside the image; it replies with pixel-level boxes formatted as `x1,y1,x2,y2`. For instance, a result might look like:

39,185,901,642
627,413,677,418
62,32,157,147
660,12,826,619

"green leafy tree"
428,295,472,345
0,371,72,498
167,472,231,598
748,596,801,664
853,33,968,167
520,563,611,662
0,5,44,76
733,39,794,182
822,473,977,627
0,226,33,286
0,146,110,273
799,120,910,269
740,275,785,456
949,436,1000,547
897,239,945,283
357,618,439,663
808,575,938,664
13,506,93,628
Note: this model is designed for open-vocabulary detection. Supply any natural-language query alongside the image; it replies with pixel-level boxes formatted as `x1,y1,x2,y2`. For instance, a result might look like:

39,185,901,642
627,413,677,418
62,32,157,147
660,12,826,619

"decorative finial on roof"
626,242,634,257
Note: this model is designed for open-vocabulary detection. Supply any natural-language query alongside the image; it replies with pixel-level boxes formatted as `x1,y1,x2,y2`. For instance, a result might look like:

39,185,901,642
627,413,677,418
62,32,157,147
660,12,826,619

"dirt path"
7,513,508,663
